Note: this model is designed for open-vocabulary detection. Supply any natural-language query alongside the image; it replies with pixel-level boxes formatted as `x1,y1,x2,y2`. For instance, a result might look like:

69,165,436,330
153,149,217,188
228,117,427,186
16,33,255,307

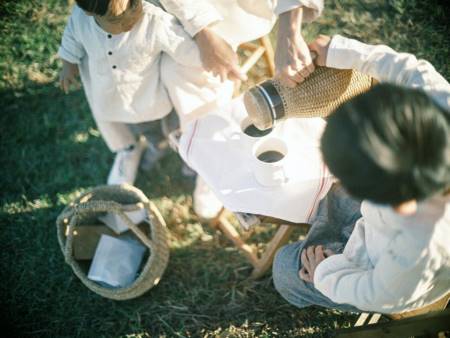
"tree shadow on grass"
1,80,109,200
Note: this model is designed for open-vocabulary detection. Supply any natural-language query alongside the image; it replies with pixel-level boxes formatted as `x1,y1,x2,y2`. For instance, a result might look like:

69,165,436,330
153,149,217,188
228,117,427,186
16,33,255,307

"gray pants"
272,185,362,312
95,119,165,152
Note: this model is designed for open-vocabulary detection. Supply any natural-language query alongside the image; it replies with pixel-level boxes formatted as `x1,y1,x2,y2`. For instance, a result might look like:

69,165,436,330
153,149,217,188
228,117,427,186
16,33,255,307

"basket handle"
64,200,155,263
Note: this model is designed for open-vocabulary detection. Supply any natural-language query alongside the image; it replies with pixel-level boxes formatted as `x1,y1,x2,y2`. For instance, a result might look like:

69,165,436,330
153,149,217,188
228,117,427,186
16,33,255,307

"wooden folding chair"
337,292,450,337
210,209,309,279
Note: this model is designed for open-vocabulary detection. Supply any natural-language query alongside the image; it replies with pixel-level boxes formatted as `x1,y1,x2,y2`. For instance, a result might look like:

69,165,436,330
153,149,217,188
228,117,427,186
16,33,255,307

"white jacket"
160,0,324,49
58,2,203,123
314,35,450,313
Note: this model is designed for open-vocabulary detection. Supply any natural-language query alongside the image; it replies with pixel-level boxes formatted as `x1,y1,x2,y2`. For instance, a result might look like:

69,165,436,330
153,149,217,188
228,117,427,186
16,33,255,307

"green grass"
1,0,449,337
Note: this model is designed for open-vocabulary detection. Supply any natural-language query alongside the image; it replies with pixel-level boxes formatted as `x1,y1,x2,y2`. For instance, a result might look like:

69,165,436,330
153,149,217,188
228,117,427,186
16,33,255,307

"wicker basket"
56,184,169,300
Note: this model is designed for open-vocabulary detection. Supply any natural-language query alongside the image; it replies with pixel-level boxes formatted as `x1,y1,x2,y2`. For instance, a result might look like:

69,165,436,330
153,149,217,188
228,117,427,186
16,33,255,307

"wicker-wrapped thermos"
244,67,376,130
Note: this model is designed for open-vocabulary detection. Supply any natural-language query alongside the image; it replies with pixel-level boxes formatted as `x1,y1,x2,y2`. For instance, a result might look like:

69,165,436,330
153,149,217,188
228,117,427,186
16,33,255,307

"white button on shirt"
58,2,203,123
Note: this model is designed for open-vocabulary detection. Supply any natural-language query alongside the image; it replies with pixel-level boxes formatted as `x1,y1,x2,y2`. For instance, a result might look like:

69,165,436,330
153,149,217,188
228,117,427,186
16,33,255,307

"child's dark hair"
321,83,450,205
76,0,110,16
75,0,138,16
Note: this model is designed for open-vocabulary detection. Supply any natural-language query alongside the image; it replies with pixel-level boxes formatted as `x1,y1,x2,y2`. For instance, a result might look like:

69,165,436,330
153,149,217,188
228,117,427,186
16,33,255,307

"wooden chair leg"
240,46,266,75
354,313,370,327
337,308,450,338
234,34,275,96
368,313,382,324
210,211,308,279
250,224,295,279
216,214,259,267
239,42,259,51
209,209,259,266
210,207,226,228
259,35,276,77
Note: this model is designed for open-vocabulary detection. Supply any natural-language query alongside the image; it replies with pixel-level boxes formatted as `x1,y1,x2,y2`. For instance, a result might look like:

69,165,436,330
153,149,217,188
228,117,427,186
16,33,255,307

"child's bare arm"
275,7,315,88
194,27,245,82
59,59,79,94
160,0,244,82
58,7,86,94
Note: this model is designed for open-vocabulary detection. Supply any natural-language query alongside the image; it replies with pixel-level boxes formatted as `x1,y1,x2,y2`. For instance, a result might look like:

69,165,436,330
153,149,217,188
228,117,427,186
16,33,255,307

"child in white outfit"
58,0,232,184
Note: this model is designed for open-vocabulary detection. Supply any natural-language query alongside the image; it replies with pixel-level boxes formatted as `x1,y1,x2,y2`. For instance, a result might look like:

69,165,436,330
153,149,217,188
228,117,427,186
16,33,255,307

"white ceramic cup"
252,137,288,187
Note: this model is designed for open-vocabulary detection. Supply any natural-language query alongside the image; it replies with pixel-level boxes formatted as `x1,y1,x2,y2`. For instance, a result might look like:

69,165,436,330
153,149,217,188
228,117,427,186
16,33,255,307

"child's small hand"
195,27,247,83
59,60,79,94
299,245,335,283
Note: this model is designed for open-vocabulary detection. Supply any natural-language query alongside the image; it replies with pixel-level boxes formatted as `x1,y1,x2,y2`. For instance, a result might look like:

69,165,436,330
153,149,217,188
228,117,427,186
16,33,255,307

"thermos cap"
244,86,275,131
244,81,285,131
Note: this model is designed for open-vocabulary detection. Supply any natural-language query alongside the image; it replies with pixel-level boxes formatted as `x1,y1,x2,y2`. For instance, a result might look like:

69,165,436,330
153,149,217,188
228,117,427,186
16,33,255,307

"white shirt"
58,2,202,123
160,0,324,49
314,35,450,313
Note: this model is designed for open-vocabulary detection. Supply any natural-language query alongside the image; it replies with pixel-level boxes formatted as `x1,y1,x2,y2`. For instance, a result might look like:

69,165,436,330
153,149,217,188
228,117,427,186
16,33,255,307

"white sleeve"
156,11,202,68
58,6,85,64
159,0,223,37
326,35,450,111
314,227,435,313
274,0,323,22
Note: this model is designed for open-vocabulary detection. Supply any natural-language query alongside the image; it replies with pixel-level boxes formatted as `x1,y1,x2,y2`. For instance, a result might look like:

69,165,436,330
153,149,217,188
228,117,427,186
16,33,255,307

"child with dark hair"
58,0,232,185
273,35,450,314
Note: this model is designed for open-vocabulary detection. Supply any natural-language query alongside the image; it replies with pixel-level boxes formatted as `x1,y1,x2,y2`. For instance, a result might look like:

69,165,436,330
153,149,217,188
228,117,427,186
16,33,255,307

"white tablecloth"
179,95,333,223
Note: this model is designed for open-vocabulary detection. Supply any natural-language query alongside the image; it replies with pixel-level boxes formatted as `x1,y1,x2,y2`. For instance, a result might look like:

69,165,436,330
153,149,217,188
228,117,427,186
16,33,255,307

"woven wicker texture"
56,184,169,300
244,67,374,130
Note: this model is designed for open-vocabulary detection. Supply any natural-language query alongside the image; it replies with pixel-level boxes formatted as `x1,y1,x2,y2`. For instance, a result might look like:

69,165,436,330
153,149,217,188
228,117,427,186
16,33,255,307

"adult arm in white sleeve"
314,228,437,313
326,35,450,111
159,0,223,37
155,12,203,68
58,6,85,64
274,0,323,22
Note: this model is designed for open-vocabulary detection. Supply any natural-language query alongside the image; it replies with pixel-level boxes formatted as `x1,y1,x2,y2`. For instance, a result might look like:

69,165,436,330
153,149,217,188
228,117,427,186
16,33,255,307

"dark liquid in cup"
244,124,272,137
257,150,285,163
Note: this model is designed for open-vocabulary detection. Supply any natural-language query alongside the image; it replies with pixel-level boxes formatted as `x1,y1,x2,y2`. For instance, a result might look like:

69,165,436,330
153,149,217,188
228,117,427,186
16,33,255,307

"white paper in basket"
178,95,334,223
87,235,146,288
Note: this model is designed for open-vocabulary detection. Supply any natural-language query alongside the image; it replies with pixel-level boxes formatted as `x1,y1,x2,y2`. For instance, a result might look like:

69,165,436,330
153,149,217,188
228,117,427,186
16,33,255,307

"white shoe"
107,137,146,185
193,176,223,219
